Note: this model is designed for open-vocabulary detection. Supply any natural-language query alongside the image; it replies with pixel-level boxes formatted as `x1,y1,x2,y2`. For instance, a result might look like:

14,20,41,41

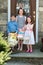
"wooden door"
11,0,17,15
11,0,36,39
30,0,36,39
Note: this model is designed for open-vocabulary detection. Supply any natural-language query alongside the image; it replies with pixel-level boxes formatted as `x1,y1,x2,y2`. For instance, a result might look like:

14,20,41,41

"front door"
11,0,36,40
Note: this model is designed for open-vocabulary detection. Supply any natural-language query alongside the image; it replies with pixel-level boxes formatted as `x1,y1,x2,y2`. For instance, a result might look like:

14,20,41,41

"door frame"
8,0,39,43
36,0,39,43
8,0,11,21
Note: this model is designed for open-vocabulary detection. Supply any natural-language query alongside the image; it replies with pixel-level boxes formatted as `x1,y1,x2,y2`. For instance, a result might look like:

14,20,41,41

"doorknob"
33,15,35,21
33,11,35,14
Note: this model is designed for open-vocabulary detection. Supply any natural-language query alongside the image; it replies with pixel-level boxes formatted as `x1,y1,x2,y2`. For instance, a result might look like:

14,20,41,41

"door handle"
33,11,36,15
33,15,35,21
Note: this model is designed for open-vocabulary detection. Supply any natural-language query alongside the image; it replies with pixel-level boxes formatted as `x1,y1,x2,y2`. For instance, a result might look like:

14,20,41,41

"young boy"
7,14,18,51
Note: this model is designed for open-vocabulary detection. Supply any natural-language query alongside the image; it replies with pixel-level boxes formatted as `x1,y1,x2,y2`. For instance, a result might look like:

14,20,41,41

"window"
16,0,30,15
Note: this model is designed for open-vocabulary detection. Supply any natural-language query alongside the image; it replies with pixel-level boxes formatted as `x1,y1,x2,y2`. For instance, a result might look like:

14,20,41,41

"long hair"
25,15,32,25
17,8,25,15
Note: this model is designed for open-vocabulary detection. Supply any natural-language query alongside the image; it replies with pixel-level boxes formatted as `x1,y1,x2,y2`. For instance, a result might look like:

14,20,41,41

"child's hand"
8,33,12,36
22,28,24,31
15,33,17,36
19,29,22,31
22,25,26,31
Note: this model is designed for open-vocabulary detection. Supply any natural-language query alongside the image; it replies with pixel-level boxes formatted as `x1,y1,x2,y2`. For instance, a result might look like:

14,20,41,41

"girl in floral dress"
23,16,35,53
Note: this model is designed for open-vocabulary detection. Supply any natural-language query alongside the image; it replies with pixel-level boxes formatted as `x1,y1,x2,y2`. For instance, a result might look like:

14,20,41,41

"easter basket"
8,33,18,47
17,31,24,40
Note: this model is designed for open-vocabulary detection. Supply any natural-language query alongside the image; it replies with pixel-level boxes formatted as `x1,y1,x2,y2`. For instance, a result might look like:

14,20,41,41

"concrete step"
5,59,43,65
7,43,43,65
9,43,43,59
6,61,34,65
10,49,43,58
6,44,43,65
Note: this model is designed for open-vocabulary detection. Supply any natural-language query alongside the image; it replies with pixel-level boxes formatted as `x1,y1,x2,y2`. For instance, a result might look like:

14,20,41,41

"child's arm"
16,16,18,22
16,23,18,33
22,25,27,31
29,24,34,31
31,24,34,29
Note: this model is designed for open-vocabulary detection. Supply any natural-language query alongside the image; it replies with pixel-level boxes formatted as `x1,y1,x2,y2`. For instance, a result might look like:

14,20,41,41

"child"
16,8,26,51
23,16,35,53
7,14,18,51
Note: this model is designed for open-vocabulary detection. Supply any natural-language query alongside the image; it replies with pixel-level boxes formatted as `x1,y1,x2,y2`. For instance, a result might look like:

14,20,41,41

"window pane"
16,0,30,15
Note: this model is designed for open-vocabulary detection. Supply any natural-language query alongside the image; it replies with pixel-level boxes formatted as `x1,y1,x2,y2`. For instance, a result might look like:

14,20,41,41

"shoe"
30,49,32,53
20,48,22,51
26,50,30,53
17,48,20,50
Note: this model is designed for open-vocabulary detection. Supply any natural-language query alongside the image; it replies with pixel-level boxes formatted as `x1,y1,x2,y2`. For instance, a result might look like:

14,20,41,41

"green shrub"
0,33,11,65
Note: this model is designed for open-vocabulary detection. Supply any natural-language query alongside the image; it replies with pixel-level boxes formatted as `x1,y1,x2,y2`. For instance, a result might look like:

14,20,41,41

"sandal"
30,49,32,53
26,50,30,53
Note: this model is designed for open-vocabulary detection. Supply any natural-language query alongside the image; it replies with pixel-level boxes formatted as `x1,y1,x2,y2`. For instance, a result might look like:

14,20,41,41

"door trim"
36,0,39,43
8,0,39,43
8,0,11,21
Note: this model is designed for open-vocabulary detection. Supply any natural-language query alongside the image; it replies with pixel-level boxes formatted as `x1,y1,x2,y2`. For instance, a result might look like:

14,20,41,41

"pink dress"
23,23,35,45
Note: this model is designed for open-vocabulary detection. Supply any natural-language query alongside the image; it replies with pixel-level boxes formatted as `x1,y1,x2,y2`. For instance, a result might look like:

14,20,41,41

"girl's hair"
18,8,25,15
25,15,31,24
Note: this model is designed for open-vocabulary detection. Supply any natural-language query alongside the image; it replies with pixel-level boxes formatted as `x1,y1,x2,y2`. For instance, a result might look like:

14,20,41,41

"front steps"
7,43,43,65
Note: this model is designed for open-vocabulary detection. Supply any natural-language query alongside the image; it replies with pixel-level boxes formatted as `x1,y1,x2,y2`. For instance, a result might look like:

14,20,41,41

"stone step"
6,59,43,65
9,43,43,59
10,49,43,59
8,43,43,64
6,44,43,65
6,61,34,65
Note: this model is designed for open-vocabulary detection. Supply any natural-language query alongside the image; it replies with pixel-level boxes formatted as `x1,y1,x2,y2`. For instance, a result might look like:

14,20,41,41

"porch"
6,43,43,65
10,49,43,58
6,49,43,65
10,43,43,58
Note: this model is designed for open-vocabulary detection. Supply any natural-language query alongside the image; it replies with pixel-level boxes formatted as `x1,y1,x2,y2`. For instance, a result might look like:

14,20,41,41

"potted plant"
0,33,11,65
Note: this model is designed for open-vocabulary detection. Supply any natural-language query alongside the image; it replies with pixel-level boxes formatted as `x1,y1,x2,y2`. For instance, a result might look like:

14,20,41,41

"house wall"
38,0,43,41
0,0,8,32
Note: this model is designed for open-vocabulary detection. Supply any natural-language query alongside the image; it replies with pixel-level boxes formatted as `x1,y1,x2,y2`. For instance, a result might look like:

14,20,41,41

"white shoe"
17,48,20,50
20,48,22,51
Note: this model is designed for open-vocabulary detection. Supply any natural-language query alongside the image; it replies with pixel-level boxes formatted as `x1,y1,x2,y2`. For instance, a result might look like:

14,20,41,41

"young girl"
23,16,35,53
16,8,26,51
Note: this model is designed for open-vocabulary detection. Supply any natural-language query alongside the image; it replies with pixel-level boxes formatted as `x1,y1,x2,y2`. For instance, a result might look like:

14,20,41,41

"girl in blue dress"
16,8,26,51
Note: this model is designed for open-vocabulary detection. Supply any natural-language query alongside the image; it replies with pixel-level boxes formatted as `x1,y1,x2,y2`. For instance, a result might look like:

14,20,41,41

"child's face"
11,16,16,21
27,17,31,23
19,9,23,15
